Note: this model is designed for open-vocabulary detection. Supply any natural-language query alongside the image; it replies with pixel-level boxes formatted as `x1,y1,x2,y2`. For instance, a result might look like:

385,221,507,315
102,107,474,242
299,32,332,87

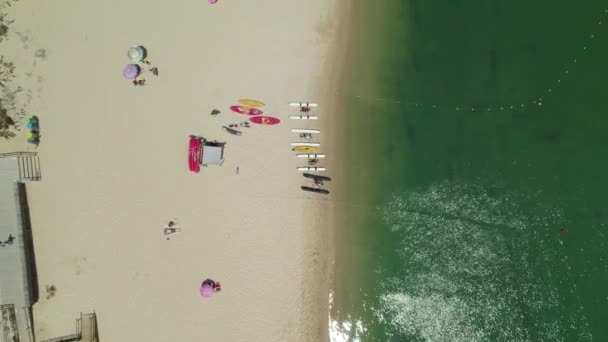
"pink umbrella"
123,64,141,80
200,284,214,298
208,0,218,3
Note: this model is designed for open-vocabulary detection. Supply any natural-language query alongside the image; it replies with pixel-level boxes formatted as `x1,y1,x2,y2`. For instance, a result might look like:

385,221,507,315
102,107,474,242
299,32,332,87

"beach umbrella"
123,64,141,80
127,46,147,62
200,284,214,298
208,0,218,3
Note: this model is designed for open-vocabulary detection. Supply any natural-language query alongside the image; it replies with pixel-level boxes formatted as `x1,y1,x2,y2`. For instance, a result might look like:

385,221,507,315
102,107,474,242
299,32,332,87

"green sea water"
331,1,608,341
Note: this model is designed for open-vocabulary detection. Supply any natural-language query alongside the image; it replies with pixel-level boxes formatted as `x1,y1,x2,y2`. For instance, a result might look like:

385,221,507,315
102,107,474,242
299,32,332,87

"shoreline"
312,0,355,340
0,1,354,341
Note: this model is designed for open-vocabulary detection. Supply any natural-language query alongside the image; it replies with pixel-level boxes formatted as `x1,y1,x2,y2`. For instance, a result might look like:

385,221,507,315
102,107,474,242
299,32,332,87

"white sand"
1,0,350,340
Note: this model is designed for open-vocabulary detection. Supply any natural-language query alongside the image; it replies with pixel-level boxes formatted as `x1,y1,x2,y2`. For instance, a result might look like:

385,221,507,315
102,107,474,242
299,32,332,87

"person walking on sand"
236,166,239,175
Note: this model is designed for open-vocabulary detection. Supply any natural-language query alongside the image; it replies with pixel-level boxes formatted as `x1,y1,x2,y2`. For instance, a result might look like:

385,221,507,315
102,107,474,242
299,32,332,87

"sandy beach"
0,0,350,341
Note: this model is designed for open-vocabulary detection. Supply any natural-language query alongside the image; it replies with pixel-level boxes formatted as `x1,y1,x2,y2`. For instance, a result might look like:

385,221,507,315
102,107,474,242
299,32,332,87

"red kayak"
189,137,201,173
230,106,263,116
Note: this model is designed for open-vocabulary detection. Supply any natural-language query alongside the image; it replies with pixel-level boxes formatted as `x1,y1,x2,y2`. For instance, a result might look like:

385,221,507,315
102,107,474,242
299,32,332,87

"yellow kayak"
238,99,265,108
292,146,317,153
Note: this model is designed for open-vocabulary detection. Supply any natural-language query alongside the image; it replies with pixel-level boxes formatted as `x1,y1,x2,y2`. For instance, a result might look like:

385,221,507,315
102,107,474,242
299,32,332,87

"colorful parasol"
200,284,214,298
238,99,265,108
127,46,147,62
250,116,281,125
230,106,263,116
123,64,141,80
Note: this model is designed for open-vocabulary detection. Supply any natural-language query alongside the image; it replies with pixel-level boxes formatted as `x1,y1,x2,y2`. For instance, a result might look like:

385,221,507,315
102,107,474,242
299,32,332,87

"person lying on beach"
149,67,159,76
164,227,178,235
137,79,146,86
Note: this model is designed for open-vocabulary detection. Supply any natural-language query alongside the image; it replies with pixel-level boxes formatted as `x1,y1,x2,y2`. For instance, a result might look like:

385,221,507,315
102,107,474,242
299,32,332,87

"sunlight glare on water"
371,181,592,341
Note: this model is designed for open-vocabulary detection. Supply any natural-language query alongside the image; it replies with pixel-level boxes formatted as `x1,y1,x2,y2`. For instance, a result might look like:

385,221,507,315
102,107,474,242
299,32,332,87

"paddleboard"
289,115,319,120
238,99,265,108
301,186,329,194
289,102,318,107
222,126,242,136
297,167,326,172
291,142,320,147
291,128,320,134
296,154,326,158
292,146,317,152
303,173,332,181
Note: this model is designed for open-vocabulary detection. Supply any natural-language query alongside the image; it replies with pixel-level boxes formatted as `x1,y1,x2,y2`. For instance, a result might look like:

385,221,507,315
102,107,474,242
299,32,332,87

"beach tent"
201,141,224,166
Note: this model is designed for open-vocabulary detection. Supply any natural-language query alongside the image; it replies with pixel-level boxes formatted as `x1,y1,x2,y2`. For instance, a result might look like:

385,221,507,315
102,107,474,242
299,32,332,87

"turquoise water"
331,1,608,341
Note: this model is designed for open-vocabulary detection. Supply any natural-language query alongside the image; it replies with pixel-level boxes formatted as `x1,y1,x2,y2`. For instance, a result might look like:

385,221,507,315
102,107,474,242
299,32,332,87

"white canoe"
291,128,320,134
289,115,319,120
296,153,326,158
290,142,320,147
297,167,326,172
289,102,318,108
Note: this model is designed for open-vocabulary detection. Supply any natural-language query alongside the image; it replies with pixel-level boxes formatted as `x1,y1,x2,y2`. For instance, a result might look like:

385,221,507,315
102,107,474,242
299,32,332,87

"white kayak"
291,142,320,147
291,128,320,134
289,115,319,120
296,153,326,158
289,102,318,108
297,167,326,172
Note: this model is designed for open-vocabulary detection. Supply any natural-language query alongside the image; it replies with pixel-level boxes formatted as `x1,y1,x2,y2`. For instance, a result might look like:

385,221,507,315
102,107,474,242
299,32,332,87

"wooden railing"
0,152,41,182
40,312,97,342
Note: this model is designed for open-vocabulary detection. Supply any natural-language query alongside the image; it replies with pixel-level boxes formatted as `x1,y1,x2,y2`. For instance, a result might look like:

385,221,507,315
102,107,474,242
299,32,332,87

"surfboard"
301,186,329,194
292,146,317,152
291,128,320,134
289,102,318,107
297,167,326,172
296,154,326,158
290,142,320,147
289,115,319,120
238,99,265,108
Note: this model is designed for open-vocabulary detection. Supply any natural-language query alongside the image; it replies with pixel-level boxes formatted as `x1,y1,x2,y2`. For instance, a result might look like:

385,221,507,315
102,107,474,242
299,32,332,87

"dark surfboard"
301,186,329,194
302,173,332,181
